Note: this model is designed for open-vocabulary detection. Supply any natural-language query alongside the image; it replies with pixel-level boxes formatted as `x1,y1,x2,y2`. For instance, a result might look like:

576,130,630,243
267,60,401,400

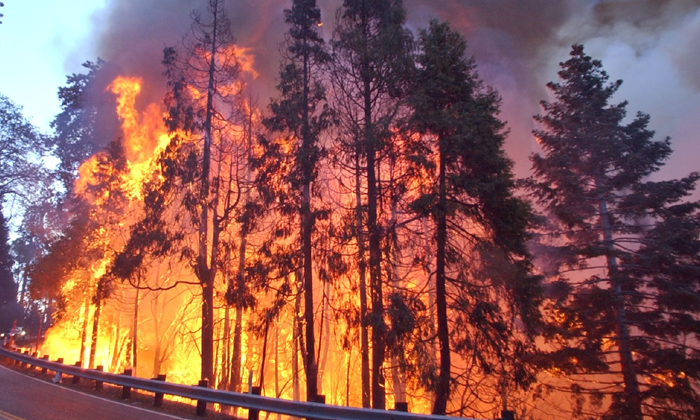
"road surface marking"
0,409,24,420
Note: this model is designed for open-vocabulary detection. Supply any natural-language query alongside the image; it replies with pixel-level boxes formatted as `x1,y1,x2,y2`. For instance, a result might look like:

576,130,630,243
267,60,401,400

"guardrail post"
95,365,104,390
21,350,29,368
153,374,166,407
394,402,408,412
307,394,326,420
248,386,261,420
72,362,81,384
500,410,515,420
121,368,132,399
41,355,49,374
53,358,64,383
196,379,208,416
314,394,326,403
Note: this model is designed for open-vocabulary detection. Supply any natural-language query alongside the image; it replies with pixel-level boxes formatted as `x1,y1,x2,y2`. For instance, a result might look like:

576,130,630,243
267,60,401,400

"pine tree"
257,0,332,402
528,44,700,420
50,60,120,191
159,0,244,385
330,0,414,409
409,20,537,415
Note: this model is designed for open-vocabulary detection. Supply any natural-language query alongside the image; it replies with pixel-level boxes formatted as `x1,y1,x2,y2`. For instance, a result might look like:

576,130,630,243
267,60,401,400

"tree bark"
131,284,140,375
389,196,406,406
88,288,102,370
80,291,90,366
292,271,302,401
301,40,319,402
433,143,451,415
229,112,253,392
221,305,231,388
196,0,221,386
596,174,642,420
366,73,386,412
230,239,246,392
355,150,371,408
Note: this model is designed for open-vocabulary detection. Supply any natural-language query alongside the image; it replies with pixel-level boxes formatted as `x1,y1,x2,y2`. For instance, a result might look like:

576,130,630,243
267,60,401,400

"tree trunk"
230,268,245,392
131,284,140,375
596,175,642,420
80,291,90,366
364,58,386,413
221,305,231,389
423,218,437,362
355,147,371,408
152,292,163,377
197,0,222,386
19,271,28,309
317,280,330,396
292,271,302,401
300,36,319,403
389,197,406,406
258,318,271,393
88,288,102,370
275,322,280,397
229,221,248,393
433,145,451,415
229,101,254,392
109,313,122,373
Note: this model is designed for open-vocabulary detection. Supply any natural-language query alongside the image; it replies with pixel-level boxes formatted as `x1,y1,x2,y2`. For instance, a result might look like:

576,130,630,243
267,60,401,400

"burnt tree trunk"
433,141,451,414
354,149,371,408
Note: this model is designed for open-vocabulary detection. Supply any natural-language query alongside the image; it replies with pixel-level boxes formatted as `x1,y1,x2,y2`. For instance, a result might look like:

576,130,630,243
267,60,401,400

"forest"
0,1,698,419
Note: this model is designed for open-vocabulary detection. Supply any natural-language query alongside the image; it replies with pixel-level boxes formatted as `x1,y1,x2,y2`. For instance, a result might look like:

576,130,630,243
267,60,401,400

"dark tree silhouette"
528,44,700,420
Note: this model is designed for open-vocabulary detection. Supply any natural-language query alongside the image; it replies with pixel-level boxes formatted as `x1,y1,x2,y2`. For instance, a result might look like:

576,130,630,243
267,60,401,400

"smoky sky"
89,0,700,177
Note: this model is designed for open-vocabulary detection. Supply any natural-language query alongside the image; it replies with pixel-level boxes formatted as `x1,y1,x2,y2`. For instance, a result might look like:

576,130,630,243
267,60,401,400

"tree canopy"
528,44,700,420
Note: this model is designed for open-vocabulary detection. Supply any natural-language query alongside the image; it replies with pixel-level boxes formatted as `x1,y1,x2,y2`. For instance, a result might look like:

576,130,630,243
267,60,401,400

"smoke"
87,0,700,177
557,0,700,181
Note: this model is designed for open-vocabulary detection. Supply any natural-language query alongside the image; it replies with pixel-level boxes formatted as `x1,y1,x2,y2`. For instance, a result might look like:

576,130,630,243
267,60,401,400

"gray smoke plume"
87,0,700,177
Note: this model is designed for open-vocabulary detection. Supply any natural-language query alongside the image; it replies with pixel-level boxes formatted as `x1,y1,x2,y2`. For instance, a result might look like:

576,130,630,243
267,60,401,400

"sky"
0,0,699,181
0,0,105,131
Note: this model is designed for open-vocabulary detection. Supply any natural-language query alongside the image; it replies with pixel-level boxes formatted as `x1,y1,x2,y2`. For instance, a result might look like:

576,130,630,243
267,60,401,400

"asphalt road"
0,365,186,420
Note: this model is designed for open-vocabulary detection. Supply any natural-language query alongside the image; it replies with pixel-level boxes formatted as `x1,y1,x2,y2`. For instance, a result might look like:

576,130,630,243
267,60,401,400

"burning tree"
30,138,130,369
528,45,700,420
408,20,539,416
329,0,415,409
255,0,333,402
101,0,250,386
49,60,121,192
149,0,245,385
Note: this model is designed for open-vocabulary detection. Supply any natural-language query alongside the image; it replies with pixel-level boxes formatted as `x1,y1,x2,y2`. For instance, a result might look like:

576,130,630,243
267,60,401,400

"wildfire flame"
45,41,441,415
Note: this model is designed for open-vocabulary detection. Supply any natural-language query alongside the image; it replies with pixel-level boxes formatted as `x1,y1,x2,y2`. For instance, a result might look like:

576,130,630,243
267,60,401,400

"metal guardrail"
0,346,500,420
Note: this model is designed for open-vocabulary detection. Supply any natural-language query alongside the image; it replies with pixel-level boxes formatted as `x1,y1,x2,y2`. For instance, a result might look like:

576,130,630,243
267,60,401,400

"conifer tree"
257,0,332,401
409,20,537,415
156,0,243,384
330,0,414,409
50,60,120,191
528,44,700,420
